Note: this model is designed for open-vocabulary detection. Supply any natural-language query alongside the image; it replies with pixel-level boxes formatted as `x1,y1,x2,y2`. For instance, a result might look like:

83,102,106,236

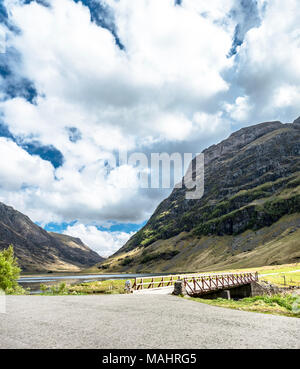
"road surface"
1,295,299,349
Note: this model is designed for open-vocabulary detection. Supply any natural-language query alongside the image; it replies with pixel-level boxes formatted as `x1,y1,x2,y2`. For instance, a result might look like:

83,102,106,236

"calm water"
18,273,164,293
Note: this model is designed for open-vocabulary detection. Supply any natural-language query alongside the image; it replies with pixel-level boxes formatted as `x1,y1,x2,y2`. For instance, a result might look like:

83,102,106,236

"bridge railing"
132,275,182,290
132,272,258,291
183,272,258,295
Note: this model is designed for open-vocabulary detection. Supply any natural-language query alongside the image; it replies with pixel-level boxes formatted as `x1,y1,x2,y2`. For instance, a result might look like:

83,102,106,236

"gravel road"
1,294,299,349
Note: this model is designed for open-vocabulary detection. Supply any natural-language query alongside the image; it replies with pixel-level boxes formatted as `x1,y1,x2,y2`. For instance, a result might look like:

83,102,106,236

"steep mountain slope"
0,202,104,272
94,117,300,273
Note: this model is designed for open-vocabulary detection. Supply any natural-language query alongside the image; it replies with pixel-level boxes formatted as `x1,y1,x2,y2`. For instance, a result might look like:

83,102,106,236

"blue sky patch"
107,221,146,233
23,0,50,7
43,221,77,233
20,141,64,168
0,122,64,168
74,0,125,50
42,220,146,235
0,122,13,139
66,127,82,143
0,49,38,103
4,77,37,104
228,0,261,57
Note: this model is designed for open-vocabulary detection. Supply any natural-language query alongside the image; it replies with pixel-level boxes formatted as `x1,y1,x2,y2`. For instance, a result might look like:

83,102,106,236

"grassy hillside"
117,122,300,256
89,173,300,273
88,212,300,274
88,120,300,274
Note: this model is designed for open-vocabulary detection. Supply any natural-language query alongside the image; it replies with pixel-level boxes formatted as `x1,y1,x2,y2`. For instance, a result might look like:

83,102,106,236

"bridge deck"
132,272,258,296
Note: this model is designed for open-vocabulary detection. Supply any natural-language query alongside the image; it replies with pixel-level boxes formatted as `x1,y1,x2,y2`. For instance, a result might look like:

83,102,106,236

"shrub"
40,284,48,293
0,245,24,294
50,282,68,295
141,250,180,264
121,257,134,266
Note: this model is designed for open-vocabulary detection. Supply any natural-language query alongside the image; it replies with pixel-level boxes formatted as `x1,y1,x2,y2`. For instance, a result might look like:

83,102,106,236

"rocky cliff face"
95,117,300,273
0,202,104,272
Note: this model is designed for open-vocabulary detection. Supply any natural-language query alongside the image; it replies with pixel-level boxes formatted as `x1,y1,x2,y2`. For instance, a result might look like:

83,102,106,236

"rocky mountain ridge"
93,116,300,273
0,202,103,272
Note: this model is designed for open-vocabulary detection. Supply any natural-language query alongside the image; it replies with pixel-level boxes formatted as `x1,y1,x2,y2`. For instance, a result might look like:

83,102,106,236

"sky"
0,0,299,257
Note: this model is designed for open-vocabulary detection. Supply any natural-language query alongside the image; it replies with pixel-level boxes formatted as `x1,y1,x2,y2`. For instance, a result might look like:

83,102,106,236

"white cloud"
192,111,227,135
0,134,149,225
225,96,252,122
0,0,237,226
273,85,300,109
0,138,54,191
0,0,299,254
235,0,300,121
154,113,193,141
0,23,6,54
182,0,235,20
3,0,233,141
63,223,134,257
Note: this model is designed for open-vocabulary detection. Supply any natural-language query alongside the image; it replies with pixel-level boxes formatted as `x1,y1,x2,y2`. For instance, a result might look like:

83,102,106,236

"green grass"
215,264,300,275
187,294,300,318
212,263,300,287
38,275,185,295
68,279,131,294
260,272,300,287
39,279,133,295
40,282,70,295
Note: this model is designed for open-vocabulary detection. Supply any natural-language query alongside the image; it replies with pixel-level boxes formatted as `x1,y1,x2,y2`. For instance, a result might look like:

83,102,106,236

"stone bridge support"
200,283,252,300
174,282,266,299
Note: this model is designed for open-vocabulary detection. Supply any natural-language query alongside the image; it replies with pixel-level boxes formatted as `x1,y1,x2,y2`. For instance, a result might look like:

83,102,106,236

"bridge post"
220,290,231,300
173,280,187,296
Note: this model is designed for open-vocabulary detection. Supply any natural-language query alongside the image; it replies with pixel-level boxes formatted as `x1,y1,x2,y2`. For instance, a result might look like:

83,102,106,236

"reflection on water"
18,273,163,294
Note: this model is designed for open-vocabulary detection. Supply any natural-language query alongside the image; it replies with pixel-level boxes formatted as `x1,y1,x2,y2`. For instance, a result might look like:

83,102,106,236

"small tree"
0,245,22,294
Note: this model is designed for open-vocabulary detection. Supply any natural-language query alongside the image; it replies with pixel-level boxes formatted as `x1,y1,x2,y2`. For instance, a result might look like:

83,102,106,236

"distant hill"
0,202,104,272
93,116,300,273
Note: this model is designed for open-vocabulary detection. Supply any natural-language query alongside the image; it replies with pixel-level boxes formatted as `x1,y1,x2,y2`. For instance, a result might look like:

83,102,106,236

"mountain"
93,116,300,273
0,202,104,272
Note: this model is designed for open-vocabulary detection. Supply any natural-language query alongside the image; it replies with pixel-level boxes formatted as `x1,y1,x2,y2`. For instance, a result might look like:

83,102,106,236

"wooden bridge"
132,272,258,296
